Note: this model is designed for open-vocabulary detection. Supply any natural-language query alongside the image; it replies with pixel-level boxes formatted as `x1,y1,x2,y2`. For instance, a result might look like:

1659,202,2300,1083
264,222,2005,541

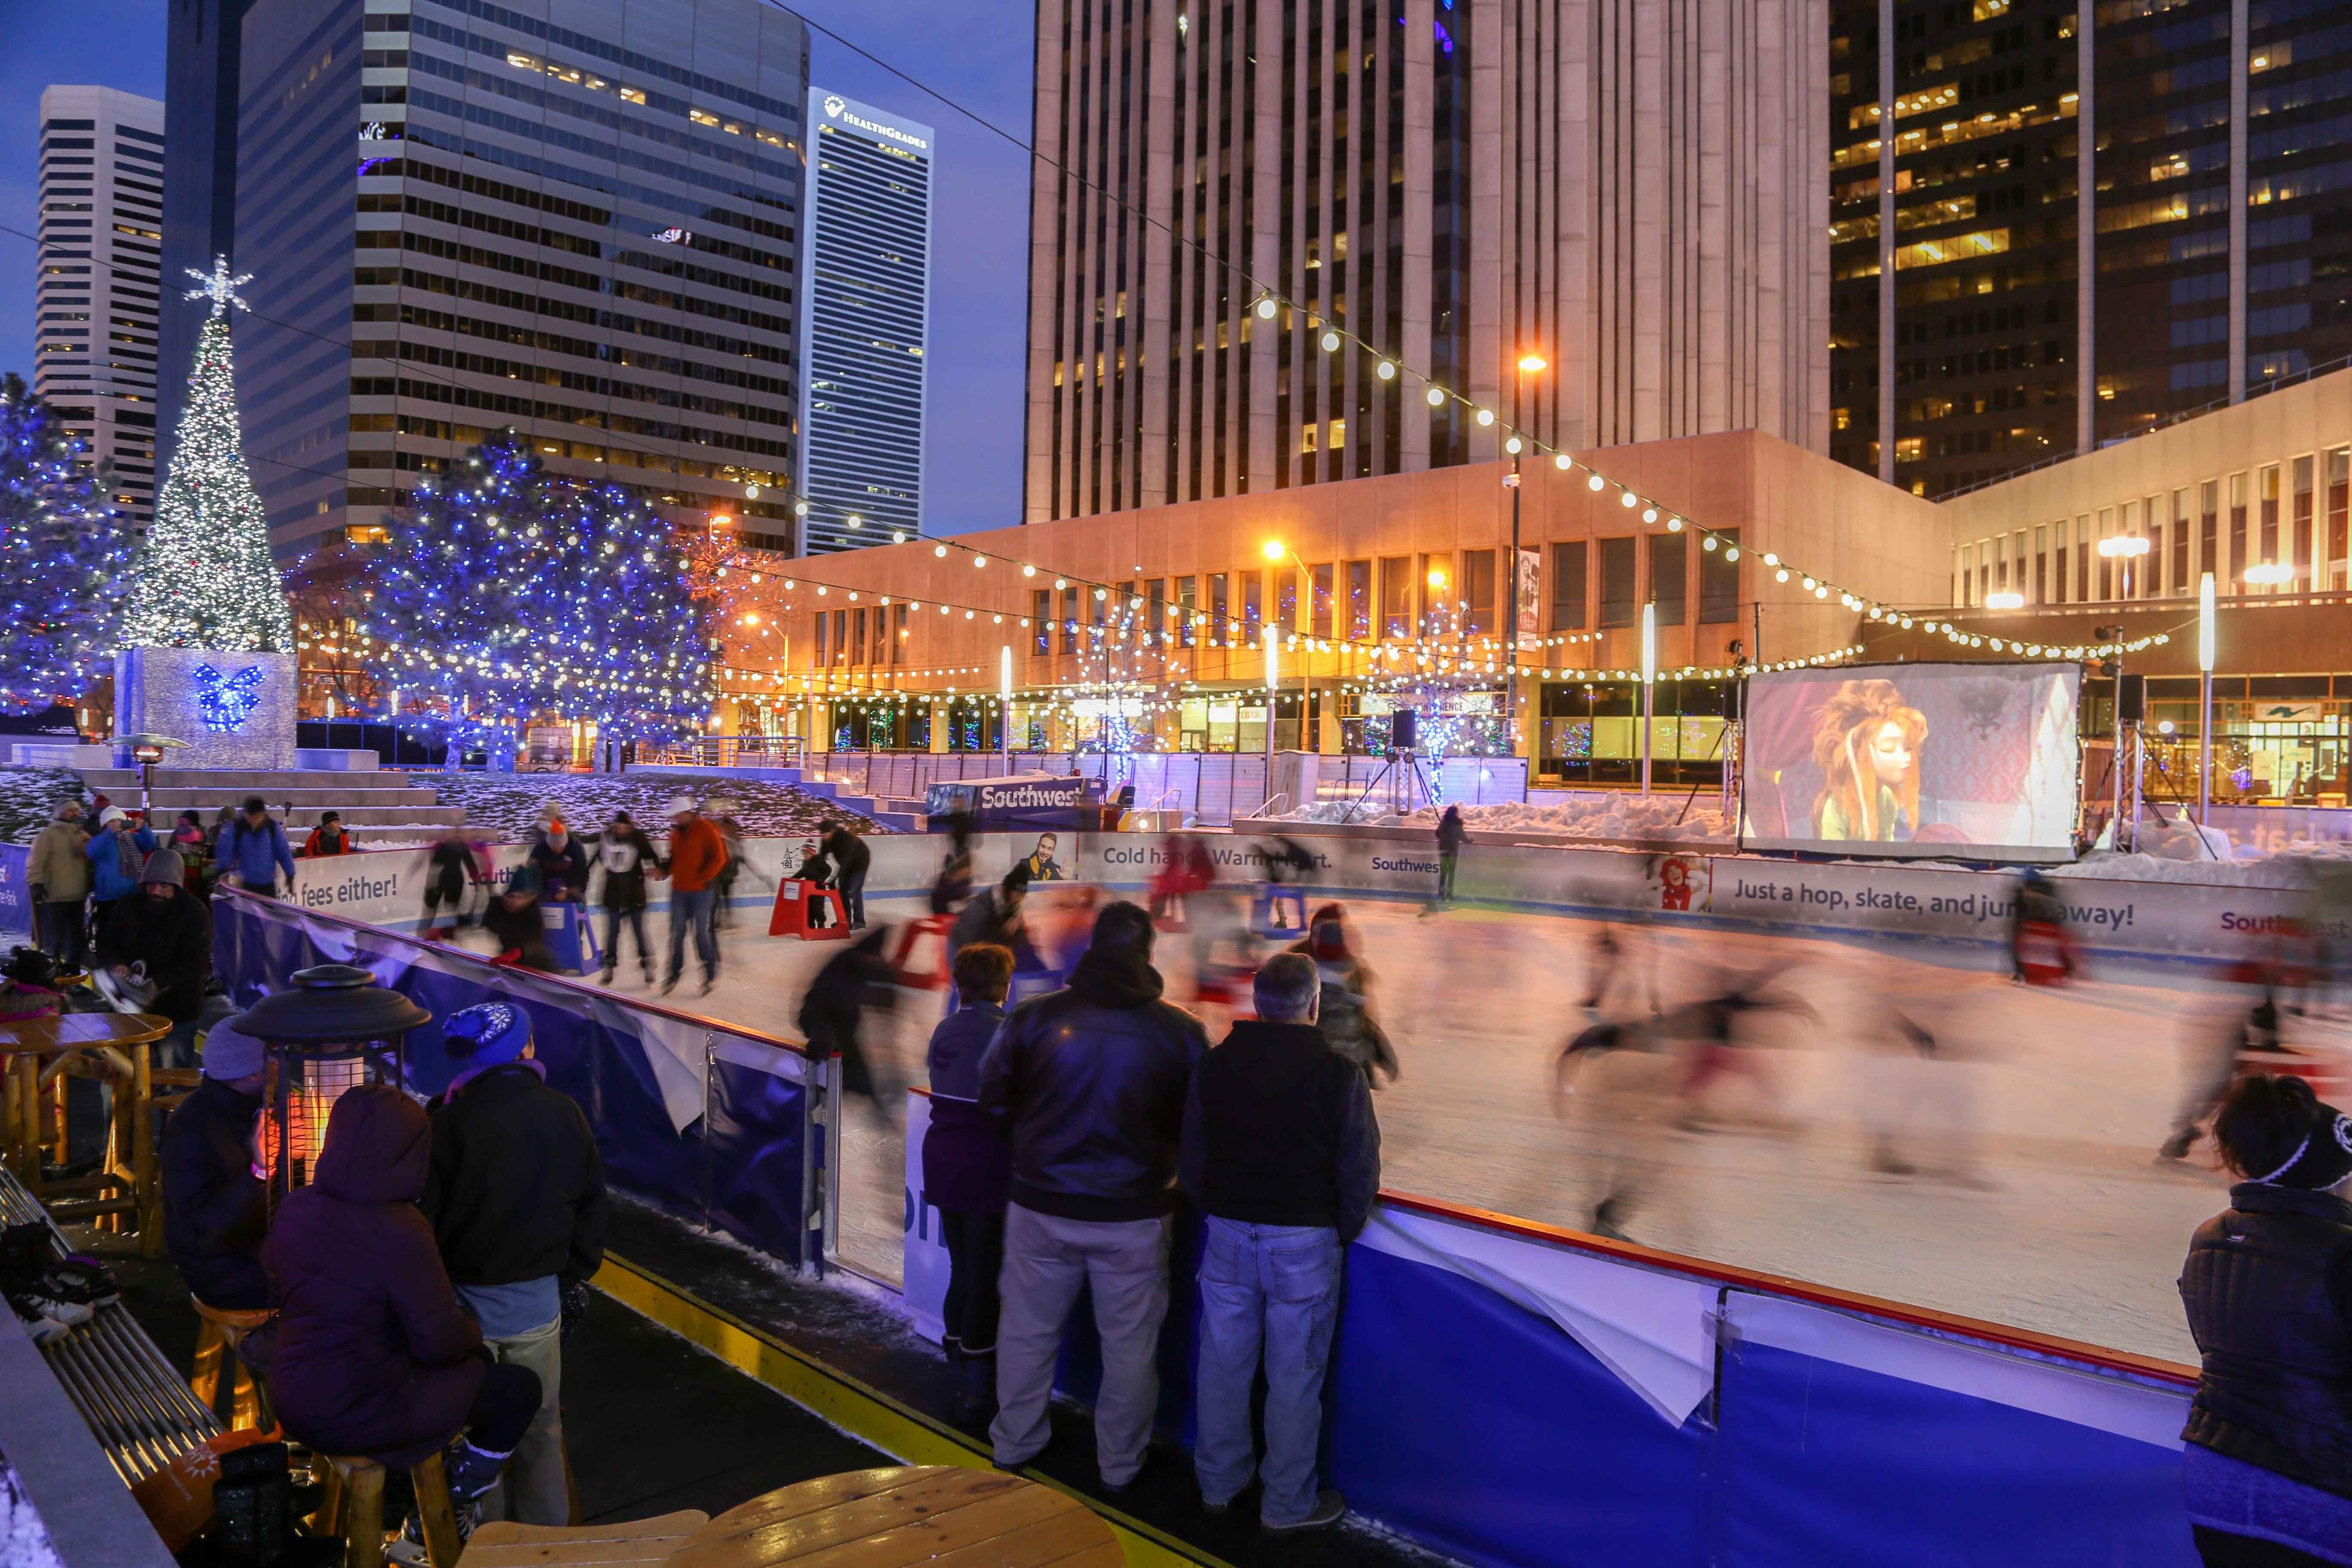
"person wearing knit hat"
2179,1071,2352,1564
93,845,214,1067
421,999,607,1525
28,801,92,970
161,1017,271,1317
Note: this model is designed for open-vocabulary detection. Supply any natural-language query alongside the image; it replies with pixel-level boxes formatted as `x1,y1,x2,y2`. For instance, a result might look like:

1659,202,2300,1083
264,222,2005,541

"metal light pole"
1504,452,1522,762
998,644,1012,769
2198,570,2216,826
1640,598,1657,797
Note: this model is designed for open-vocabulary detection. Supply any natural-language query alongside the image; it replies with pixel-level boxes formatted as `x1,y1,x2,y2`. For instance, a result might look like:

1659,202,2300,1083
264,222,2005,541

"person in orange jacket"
660,796,727,997
301,812,356,858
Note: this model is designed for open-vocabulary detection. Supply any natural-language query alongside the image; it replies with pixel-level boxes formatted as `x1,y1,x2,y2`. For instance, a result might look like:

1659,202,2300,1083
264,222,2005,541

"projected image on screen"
1740,662,2081,861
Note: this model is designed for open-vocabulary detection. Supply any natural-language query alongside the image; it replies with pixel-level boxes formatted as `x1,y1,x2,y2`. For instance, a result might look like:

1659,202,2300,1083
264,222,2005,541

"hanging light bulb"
1588,473,1605,492
1425,386,1446,407
1376,360,1396,380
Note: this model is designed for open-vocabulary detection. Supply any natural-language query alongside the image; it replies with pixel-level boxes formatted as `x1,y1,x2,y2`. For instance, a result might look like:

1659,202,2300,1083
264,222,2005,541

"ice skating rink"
570,888,2263,1365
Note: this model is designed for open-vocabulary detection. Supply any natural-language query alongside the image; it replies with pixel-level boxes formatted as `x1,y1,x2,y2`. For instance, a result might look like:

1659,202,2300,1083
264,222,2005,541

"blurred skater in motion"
423,823,488,940
799,927,903,1108
2162,968,2291,1163
483,873,557,973
2010,870,2078,986
2177,1072,2352,1566
949,867,1032,972
1849,1000,1984,1181
1581,923,1660,1020
932,809,976,916
1257,835,1316,933
923,943,1014,1424
1553,1016,1673,1242
1672,976,1813,1133
1434,804,1466,905
1290,905,1398,1086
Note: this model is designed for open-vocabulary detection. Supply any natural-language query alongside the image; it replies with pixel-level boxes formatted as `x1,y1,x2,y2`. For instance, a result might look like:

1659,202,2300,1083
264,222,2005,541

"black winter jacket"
160,1077,270,1310
594,828,657,913
1181,1020,1381,1240
979,946,1207,1221
421,1063,608,1289
526,836,590,902
96,887,213,1021
2180,1182,2352,1500
824,826,871,878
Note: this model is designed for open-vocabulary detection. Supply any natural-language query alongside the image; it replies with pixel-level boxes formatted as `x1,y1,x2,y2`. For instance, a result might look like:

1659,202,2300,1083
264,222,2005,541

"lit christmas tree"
119,259,295,653
0,374,128,706
364,432,716,747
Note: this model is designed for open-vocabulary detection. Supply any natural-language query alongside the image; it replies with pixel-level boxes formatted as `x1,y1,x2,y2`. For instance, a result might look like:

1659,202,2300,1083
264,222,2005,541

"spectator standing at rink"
217,797,296,899
1434,804,1467,904
980,902,1207,1490
423,1002,608,1526
27,801,90,968
2177,1072,2352,1567
922,943,1016,1424
1183,952,1380,1532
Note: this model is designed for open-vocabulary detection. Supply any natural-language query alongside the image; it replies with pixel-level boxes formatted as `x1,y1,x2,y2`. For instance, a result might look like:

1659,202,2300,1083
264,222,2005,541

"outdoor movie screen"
1739,662,2082,862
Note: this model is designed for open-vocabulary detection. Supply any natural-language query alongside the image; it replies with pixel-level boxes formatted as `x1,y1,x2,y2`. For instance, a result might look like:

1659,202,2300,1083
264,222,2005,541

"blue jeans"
1193,1218,1343,1525
666,888,717,983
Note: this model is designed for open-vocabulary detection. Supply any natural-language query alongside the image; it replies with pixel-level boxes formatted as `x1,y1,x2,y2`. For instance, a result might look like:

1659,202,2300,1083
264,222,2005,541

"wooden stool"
189,1298,274,1431
311,1450,462,1568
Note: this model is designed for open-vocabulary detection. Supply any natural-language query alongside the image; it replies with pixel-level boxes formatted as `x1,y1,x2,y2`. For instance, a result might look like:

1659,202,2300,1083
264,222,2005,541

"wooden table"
0,1011,172,1254
664,1466,1125,1568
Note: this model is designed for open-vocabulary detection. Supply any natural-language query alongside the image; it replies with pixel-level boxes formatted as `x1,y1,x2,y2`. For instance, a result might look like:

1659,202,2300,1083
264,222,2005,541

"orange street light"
1261,540,1286,561
1516,351,1549,374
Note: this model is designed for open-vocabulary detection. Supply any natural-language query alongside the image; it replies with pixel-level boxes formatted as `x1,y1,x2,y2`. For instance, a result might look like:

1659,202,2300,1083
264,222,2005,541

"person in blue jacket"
86,805,157,941
217,797,296,899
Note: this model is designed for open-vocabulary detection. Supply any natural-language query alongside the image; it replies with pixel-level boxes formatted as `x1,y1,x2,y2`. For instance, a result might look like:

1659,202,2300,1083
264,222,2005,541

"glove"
559,1279,593,1341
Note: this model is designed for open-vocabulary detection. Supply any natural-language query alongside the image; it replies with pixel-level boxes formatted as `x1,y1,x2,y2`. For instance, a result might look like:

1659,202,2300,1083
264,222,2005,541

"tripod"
1346,747,1438,821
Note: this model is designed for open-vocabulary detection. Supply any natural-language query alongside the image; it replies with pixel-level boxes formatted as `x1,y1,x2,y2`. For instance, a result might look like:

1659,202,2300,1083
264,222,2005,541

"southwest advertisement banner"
1740,662,2082,862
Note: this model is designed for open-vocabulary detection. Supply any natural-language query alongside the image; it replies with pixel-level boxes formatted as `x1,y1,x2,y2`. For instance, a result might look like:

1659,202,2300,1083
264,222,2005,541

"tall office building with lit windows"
1021,0,1832,524
1831,0,2352,500
794,89,933,556
33,85,167,532
160,0,809,559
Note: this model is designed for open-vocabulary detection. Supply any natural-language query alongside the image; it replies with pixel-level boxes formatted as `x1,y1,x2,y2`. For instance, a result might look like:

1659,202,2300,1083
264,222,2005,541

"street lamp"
999,644,1013,767
2097,533,2150,599
1985,590,2026,610
1640,600,1657,797
2198,570,2216,826
1264,627,1280,773
1502,349,1548,773
2243,562,2294,586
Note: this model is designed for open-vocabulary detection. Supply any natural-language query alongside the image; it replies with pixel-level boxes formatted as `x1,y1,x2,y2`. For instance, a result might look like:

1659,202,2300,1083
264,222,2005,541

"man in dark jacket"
823,823,872,929
1435,804,1466,903
1182,952,1380,1531
421,1001,607,1526
160,1020,270,1313
218,797,296,898
526,820,589,904
979,901,1208,1488
96,849,214,1065
592,812,657,985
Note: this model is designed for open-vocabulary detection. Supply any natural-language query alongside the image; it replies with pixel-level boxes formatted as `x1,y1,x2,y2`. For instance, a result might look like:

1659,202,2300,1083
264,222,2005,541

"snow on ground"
562,882,2264,1363
0,766,86,846
1276,793,1732,842
421,769,878,842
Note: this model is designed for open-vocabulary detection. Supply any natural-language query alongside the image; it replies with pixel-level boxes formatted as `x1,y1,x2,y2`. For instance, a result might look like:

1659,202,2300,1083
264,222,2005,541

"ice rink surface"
565,885,2270,1365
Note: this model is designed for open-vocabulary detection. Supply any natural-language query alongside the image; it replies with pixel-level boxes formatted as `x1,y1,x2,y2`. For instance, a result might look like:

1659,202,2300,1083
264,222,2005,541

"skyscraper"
795,89,933,556
1831,0,2352,500
34,85,167,531
158,0,254,481
1020,0,1831,524
164,0,809,560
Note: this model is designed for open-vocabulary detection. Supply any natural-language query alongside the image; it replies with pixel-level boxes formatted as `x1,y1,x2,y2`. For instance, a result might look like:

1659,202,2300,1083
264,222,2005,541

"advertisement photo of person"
1811,680,1931,844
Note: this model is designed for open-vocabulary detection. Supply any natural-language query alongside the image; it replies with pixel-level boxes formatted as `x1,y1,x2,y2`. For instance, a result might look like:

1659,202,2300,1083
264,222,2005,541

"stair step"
128,786,443,809
78,769,404,791
179,804,469,829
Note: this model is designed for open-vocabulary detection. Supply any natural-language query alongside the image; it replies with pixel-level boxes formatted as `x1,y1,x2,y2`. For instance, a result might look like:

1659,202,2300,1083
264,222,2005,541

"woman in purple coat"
924,943,1016,1424
262,1084,540,1508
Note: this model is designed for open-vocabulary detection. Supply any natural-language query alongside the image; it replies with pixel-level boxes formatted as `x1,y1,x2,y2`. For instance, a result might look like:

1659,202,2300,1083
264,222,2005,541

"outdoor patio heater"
227,963,431,1208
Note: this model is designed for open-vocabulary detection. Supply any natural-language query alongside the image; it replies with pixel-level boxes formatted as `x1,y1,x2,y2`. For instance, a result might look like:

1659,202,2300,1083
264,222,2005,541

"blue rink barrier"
902,1097,2202,1567
213,887,824,1268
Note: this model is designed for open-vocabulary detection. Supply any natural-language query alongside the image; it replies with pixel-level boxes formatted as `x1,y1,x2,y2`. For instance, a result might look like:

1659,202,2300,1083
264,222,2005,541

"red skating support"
891,914,954,990
769,880,852,940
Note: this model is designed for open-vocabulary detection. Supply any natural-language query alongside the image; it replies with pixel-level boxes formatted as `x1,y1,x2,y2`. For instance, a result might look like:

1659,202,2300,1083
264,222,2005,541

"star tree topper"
186,258,254,318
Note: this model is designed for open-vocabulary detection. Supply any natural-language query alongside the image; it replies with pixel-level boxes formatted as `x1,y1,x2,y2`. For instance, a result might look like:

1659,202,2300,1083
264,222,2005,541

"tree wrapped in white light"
119,259,294,653
0,373,128,706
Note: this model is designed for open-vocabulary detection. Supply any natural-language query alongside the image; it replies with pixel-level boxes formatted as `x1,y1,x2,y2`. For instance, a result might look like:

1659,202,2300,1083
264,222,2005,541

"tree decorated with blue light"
0,374,129,707
363,431,716,747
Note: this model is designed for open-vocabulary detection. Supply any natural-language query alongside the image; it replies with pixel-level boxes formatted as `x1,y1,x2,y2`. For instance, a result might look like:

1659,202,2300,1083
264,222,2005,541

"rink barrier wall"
211,888,826,1269
265,827,2311,972
903,1100,2201,1568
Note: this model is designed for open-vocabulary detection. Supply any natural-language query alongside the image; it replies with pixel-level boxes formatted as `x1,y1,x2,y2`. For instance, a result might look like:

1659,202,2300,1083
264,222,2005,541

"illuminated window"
689,108,720,127
620,86,647,105
1891,228,2010,269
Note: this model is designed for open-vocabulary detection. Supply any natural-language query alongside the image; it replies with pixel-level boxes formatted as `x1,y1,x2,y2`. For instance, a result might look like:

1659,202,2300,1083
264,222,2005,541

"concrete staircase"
631,763,926,832
76,767,466,845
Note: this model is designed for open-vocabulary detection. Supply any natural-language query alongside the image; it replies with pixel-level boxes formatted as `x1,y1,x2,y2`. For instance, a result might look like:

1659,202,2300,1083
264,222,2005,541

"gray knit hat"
138,848,185,886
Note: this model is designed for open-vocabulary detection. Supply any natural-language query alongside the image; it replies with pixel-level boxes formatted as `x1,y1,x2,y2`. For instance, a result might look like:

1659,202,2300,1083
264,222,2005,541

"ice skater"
797,927,903,1109
1670,976,1812,1134
1289,905,1400,1086
1553,1014,1673,1242
2160,971,2290,1162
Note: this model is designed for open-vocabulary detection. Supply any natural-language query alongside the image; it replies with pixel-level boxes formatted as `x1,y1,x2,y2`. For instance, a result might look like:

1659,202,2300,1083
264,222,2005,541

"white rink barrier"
284,826,2315,971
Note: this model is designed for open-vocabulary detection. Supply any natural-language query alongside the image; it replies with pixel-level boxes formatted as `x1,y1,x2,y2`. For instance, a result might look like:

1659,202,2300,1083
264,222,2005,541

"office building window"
1419,553,1452,630
1347,560,1371,640
1311,562,1334,637
851,607,866,664
1650,535,1687,624
1060,586,1080,654
1381,557,1411,637
2260,465,2281,567
1550,541,1588,630
893,604,907,663
1700,530,1738,623
1599,538,1637,627
1148,579,1166,647
2075,516,2091,603
1177,575,1197,647
1032,589,1052,654
831,609,846,668
2230,475,2248,584
2292,459,2313,579
1278,569,1298,634
2036,524,2051,603
814,611,827,666
1208,573,1228,640
1243,574,1262,640
2328,450,2351,583
2200,483,2220,590
1461,550,1496,635
2171,493,2189,594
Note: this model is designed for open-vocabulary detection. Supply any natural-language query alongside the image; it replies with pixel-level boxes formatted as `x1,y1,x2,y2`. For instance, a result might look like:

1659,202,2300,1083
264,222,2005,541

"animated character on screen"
1811,679,1929,842
1657,856,1697,911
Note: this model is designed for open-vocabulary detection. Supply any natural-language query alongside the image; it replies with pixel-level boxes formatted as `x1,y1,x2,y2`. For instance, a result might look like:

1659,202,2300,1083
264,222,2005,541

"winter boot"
211,1441,290,1567
954,1349,998,1427
2159,1128,2196,1161
443,1439,513,1507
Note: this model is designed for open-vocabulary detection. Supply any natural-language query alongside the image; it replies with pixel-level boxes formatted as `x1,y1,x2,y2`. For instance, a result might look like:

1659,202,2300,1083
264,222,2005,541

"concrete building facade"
34,85,168,532
1021,0,1833,525
795,89,934,554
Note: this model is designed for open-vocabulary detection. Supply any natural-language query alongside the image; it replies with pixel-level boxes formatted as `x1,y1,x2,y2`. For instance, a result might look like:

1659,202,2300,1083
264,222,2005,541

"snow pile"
425,771,879,842
2052,852,2312,888
0,766,87,846
1270,793,1732,842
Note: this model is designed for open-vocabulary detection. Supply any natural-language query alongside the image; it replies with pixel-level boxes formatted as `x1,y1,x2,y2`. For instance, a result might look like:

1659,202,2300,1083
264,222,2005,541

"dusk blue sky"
0,0,1032,534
